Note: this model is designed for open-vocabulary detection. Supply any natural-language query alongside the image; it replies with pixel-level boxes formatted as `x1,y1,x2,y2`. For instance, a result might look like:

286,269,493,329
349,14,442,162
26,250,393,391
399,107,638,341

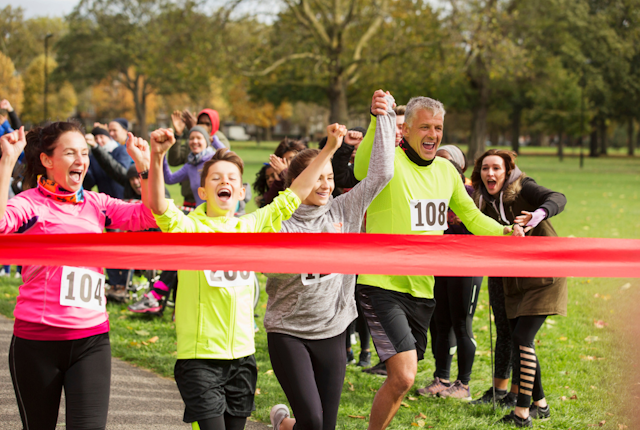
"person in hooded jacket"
470,149,567,427
169,109,230,208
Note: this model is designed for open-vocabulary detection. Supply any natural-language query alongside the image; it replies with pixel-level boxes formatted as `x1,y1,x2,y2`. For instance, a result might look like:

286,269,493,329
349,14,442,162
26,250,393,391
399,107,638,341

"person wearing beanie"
90,127,118,153
437,145,467,171
162,127,223,206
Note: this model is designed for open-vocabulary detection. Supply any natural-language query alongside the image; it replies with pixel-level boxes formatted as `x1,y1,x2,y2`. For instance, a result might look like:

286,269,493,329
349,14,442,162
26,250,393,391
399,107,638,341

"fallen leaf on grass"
135,329,150,336
348,382,355,392
407,396,417,401
412,420,425,427
594,320,608,329
600,420,606,426
619,424,628,429
620,283,631,291
559,337,567,341
585,336,599,343
401,402,410,408
580,355,605,361
606,413,614,416
348,415,366,419
479,325,488,331
264,369,274,375
118,315,127,320
255,388,261,395
570,394,578,400
148,336,159,343
415,413,427,419
591,385,596,389
546,319,556,325
141,341,148,346
561,396,567,401
369,387,377,393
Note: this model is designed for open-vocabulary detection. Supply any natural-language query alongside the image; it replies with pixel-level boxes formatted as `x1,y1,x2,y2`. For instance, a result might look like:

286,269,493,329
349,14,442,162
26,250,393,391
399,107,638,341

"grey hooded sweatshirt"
263,95,396,340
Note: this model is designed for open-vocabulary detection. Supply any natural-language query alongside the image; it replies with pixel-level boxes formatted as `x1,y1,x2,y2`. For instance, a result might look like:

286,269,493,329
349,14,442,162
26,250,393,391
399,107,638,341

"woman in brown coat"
471,149,567,428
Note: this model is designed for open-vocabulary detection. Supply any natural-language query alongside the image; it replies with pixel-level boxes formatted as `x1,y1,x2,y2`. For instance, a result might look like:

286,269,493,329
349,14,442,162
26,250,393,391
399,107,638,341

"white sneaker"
0,269,6,277
14,272,21,279
270,404,290,430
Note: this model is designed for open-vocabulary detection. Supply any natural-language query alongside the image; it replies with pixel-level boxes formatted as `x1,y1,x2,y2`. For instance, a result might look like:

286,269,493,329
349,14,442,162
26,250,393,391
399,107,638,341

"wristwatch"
138,170,149,180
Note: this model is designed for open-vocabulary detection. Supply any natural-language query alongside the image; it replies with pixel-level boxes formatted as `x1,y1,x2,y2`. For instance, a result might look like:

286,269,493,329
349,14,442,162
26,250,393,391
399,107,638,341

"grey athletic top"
263,95,396,340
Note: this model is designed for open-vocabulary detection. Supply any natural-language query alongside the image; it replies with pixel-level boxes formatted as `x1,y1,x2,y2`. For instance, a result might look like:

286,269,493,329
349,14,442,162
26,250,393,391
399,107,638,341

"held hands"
371,89,394,116
0,127,26,165
269,154,289,177
171,110,186,136
325,123,347,152
126,132,151,169
149,128,176,156
503,223,525,237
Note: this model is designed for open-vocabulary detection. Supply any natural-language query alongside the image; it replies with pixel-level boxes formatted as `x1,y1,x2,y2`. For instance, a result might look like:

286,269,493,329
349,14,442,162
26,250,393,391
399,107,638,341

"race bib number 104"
59,266,106,311
410,199,449,231
204,270,255,288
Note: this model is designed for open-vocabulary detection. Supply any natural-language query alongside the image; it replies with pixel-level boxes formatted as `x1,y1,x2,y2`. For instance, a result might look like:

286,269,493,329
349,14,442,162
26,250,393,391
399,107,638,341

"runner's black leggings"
346,290,371,352
9,333,111,430
433,276,482,385
488,277,516,383
268,331,347,430
509,316,547,408
194,414,246,430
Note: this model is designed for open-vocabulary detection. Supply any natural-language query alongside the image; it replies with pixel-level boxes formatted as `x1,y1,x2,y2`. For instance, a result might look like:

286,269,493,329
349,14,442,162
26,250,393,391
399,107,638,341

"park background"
1,0,640,429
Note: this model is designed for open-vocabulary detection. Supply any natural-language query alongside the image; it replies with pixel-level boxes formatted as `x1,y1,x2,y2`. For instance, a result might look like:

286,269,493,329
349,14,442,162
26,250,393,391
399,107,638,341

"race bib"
59,266,106,311
204,270,255,288
301,273,340,286
410,199,449,231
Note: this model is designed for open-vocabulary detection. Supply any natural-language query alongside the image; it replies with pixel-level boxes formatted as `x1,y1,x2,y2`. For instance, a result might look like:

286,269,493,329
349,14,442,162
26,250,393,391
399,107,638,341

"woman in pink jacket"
0,122,157,430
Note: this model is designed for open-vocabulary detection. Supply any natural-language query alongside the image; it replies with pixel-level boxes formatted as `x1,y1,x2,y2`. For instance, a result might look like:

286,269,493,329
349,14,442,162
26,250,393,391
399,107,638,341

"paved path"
0,316,269,429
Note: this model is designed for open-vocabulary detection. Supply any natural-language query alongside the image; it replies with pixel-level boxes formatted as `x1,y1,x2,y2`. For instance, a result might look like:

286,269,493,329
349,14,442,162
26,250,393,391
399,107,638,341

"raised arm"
0,127,26,221
148,129,177,215
125,132,151,207
288,123,346,200
162,157,189,185
354,90,391,181
91,144,128,186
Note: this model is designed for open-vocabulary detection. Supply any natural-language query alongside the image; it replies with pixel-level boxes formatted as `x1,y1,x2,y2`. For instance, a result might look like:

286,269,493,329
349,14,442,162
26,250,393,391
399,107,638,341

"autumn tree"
0,52,23,112
55,0,221,136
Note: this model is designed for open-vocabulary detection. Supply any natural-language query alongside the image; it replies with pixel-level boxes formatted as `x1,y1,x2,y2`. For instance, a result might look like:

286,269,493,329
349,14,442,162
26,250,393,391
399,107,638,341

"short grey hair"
405,97,446,126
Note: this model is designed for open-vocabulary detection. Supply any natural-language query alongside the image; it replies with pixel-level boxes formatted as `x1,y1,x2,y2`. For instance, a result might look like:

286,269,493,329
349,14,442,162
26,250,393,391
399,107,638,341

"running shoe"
495,410,532,427
529,404,551,420
357,351,371,367
437,380,471,400
363,361,387,376
14,272,21,279
416,377,450,397
0,268,6,277
347,349,356,365
498,391,518,408
128,293,161,313
270,404,290,430
470,387,508,405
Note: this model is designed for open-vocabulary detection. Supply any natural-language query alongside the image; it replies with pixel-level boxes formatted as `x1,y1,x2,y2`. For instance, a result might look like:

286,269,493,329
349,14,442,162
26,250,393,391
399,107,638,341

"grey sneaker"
106,284,128,303
270,404,290,430
437,380,472,400
416,377,450,397
128,293,161,313
357,351,371,367
529,404,550,420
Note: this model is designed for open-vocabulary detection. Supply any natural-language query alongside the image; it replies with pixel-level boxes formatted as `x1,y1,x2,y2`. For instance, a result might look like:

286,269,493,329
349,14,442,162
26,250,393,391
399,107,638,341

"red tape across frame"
0,233,639,278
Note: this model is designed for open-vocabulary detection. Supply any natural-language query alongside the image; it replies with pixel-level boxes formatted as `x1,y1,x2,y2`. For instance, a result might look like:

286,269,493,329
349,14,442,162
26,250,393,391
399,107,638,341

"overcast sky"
0,0,77,17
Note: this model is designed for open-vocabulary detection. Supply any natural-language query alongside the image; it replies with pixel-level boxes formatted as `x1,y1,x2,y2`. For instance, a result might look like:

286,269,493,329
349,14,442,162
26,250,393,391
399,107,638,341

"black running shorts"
357,284,435,362
174,355,257,423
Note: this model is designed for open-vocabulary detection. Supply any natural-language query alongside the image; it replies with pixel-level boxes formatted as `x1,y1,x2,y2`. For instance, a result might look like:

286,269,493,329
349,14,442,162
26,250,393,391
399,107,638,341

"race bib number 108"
204,270,255,288
59,266,106,311
410,199,449,231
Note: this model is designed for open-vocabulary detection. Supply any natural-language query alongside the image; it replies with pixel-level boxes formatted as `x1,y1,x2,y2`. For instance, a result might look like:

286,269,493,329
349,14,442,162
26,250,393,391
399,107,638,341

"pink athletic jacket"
0,188,157,332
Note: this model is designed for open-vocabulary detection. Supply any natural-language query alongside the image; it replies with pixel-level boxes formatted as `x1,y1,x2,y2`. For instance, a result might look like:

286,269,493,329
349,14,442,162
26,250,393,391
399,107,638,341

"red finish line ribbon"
1,233,639,278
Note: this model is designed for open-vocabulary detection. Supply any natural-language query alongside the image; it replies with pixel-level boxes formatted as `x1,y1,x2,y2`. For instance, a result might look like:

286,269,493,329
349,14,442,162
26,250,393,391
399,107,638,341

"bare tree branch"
243,52,328,76
343,0,387,78
300,0,332,46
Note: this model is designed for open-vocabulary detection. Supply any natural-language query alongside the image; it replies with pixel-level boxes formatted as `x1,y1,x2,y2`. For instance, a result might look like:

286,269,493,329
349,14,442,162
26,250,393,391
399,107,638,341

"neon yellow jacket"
154,189,301,359
354,115,506,299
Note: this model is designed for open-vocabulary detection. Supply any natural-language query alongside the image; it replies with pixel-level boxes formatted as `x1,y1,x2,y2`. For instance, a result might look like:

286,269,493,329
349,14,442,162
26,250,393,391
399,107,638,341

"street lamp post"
43,33,53,123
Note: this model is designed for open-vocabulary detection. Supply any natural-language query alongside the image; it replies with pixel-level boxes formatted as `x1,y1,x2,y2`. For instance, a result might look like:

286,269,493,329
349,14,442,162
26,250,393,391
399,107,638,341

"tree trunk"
557,132,564,161
589,118,598,157
510,103,522,154
627,117,635,156
598,117,607,155
467,58,490,162
328,74,348,124
130,74,147,138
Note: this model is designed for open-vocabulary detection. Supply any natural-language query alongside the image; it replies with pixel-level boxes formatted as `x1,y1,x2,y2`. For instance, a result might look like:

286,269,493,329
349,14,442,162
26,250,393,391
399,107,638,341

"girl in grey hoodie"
266,95,396,430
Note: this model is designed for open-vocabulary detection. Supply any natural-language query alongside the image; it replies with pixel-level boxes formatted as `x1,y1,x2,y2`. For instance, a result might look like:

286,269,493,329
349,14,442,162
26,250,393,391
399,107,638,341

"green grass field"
1,145,639,429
